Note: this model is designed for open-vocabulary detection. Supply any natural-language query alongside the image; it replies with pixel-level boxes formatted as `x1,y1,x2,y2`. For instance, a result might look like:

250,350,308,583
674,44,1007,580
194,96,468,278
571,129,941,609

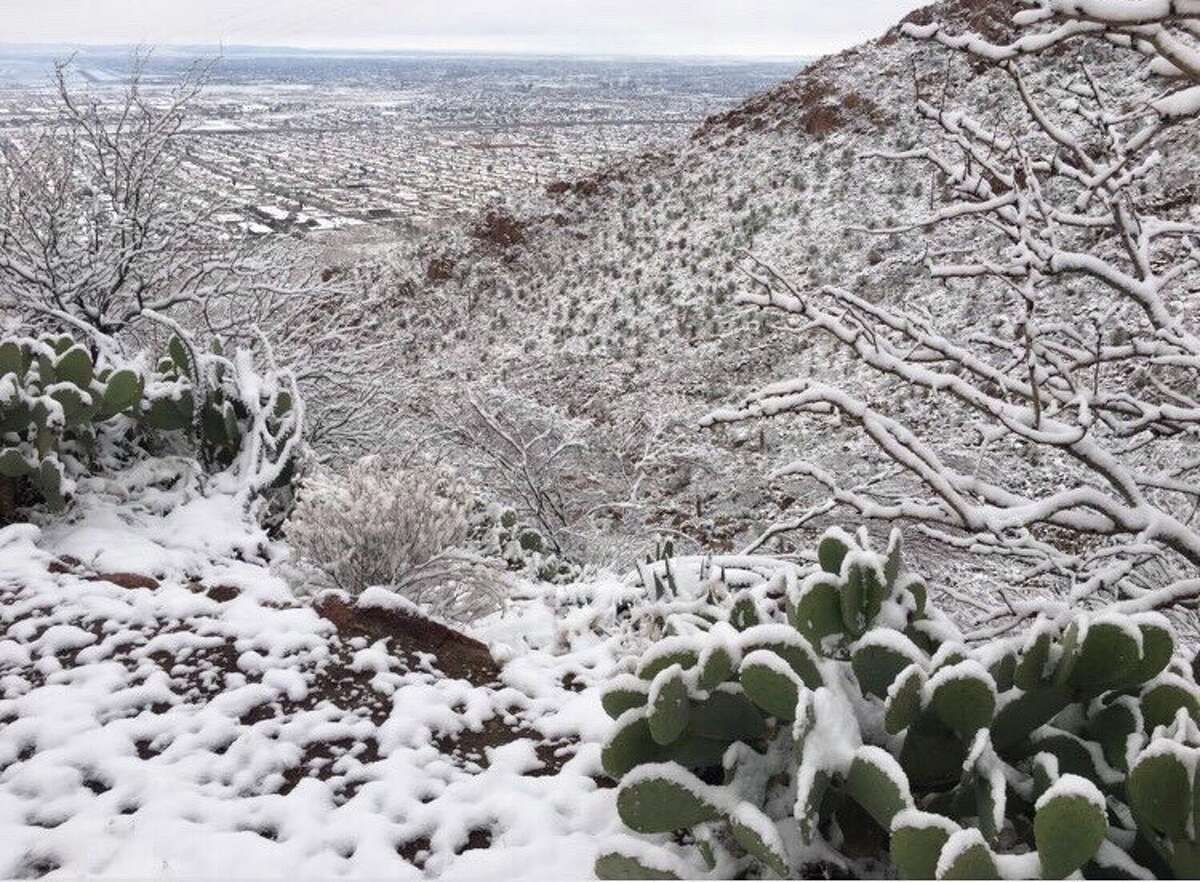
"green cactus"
840,558,885,636
637,643,699,680
928,663,996,739
1141,677,1200,731
885,664,925,735
739,650,803,721
602,711,663,779
1033,776,1108,879
168,334,192,378
98,369,142,419
696,643,735,689
853,631,924,700
687,690,765,741
1128,748,1191,840
616,768,723,833
788,573,843,651
141,390,194,431
817,529,851,575
596,527,1200,880
891,811,959,880
728,592,760,630
845,747,912,829
937,829,1000,879
601,676,650,719
647,666,689,746
728,802,789,876
0,340,25,377
594,851,680,880
1,329,299,520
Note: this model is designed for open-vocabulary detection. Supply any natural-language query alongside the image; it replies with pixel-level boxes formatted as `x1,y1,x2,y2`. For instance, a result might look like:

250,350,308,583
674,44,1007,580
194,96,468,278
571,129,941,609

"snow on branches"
904,0,1200,117
707,1,1200,635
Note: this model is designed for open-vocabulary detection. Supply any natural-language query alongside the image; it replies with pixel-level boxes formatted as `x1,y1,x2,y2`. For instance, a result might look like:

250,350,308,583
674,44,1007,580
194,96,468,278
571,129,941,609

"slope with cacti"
367,0,1195,597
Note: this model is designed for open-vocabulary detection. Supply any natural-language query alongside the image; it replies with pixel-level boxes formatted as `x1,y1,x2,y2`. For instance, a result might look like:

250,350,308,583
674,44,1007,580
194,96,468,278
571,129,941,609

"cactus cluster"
0,334,145,511
596,527,1200,879
467,502,580,584
1,330,299,517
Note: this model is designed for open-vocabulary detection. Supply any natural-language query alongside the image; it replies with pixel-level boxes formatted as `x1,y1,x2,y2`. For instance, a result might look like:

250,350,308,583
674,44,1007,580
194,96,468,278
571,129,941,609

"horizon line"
0,39,821,64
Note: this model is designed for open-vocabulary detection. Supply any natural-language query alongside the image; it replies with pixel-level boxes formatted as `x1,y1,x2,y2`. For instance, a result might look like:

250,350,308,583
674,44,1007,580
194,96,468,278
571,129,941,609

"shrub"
595,527,1200,879
286,457,505,622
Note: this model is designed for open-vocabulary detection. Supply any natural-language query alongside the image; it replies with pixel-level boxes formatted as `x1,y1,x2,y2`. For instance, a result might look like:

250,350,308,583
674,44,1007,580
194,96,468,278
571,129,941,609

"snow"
935,828,991,879
1035,773,1105,814
1090,839,1155,880
2,0,1198,875
1156,85,1200,120
853,629,927,669
924,659,996,704
0,480,643,879
854,745,914,809
891,808,958,837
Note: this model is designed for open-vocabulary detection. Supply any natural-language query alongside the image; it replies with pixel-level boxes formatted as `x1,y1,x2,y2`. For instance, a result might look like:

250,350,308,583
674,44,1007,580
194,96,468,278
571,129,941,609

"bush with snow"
286,456,505,622
596,526,1200,879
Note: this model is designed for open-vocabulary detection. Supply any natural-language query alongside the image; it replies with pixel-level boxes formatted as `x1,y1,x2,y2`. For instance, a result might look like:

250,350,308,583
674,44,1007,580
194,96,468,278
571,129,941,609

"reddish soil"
315,594,501,685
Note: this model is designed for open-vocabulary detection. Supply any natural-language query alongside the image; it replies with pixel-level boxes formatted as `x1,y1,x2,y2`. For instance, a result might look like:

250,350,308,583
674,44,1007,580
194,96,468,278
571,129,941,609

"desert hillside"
4,0,1200,878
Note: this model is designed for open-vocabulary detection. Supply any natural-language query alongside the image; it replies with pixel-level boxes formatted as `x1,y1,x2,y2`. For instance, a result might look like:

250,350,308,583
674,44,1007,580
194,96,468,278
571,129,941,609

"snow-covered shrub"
286,456,505,622
0,328,301,521
596,526,1200,879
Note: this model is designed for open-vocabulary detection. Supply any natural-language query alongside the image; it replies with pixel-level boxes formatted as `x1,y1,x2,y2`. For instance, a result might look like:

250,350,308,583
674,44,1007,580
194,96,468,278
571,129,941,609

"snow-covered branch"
711,2,1200,627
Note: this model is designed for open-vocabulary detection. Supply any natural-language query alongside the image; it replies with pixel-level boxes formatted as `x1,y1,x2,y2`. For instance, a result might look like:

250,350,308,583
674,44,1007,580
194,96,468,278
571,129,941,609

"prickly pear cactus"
595,526,1200,879
0,334,147,513
1,329,301,518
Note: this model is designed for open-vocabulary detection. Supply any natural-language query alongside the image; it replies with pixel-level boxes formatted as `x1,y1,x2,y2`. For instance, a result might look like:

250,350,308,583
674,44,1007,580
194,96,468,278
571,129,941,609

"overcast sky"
0,1,929,57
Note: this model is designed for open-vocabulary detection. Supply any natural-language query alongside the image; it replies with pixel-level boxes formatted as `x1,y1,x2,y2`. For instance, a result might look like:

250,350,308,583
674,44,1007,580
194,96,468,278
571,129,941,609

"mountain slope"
372,0,1197,590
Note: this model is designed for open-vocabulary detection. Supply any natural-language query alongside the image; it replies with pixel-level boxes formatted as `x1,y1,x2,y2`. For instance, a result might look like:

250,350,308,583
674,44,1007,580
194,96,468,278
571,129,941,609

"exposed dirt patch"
396,835,433,869
277,736,382,801
456,827,494,854
86,571,160,590
204,584,240,603
471,207,527,251
13,855,62,879
47,556,81,575
895,0,1022,45
560,670,587,693
530,739,578,777
427,254,457,283
696,76,884,140
316,594,501,686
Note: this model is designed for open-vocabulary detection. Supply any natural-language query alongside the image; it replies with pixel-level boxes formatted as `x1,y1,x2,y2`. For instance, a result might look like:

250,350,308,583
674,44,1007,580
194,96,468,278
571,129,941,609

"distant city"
0,45,805,238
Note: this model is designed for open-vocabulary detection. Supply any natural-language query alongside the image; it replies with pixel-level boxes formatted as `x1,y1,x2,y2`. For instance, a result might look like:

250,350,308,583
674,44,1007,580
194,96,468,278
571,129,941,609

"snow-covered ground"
0,469,644,879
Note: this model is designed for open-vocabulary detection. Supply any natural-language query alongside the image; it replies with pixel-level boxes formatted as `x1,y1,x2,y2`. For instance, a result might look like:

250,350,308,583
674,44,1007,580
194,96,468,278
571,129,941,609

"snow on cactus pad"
1033,774,1107,879
891,810,960,881
936,828,999,880
844,745,913,830
615,764,725,833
